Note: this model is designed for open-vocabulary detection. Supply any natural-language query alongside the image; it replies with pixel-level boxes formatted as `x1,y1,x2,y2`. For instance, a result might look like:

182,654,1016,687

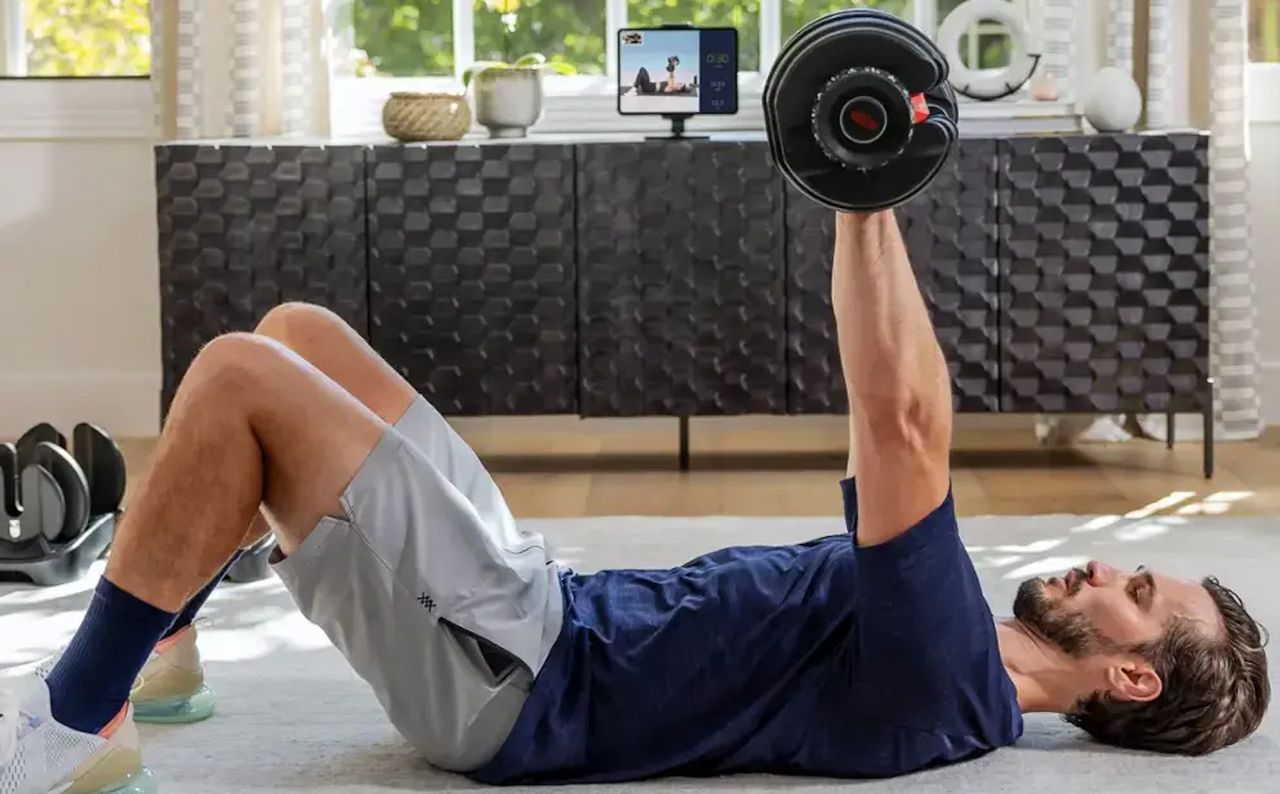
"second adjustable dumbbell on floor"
2,422,127,546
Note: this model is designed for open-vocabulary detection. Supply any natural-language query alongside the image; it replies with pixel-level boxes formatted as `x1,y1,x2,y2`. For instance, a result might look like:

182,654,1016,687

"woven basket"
382,92,471,142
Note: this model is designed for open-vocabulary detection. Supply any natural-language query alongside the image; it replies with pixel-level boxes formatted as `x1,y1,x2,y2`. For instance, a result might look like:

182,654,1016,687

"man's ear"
1105,659,1162,703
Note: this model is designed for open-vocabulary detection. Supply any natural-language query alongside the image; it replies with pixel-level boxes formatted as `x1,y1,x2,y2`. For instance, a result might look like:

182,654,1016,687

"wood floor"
114,416,1280,519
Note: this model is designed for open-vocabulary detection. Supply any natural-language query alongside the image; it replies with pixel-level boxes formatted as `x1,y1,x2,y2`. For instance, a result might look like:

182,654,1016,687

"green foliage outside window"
22,0,150,77
1252,0,1280,62
354,0,921,78
782,0,912,42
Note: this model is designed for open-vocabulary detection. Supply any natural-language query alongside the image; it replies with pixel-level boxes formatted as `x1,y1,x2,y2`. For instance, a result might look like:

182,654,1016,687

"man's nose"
1087,560,1117,585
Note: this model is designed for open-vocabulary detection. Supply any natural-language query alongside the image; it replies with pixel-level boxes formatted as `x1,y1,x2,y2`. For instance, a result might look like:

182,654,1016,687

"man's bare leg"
162,302,428,646
247,301,515,538
109,333,385,604
253,302,417,427
43,331,385,737
222,303,417,550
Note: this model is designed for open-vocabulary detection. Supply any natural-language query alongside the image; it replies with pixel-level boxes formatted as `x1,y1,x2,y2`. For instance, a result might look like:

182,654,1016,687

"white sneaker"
23,624,213,725
0,675,155,794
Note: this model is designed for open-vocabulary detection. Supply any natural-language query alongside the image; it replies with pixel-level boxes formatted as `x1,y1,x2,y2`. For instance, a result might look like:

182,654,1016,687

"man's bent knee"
254,301,347,347
186,332,292,397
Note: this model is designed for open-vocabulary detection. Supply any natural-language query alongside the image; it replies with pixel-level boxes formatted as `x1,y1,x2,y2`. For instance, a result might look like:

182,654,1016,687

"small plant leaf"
513,53,546,67
544,61,578,76
462,60,509,88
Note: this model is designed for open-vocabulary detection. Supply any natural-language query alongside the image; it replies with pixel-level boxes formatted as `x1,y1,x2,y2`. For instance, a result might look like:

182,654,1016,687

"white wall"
0,138,160,438
1252,118,1280,425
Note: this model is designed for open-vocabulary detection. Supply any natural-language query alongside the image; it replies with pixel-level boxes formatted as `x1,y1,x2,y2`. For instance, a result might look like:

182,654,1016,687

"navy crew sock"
46,577,177,734
161,551,243,640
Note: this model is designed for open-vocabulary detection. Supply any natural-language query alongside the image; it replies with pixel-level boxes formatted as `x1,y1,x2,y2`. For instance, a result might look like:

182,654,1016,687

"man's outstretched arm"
833,211,952,547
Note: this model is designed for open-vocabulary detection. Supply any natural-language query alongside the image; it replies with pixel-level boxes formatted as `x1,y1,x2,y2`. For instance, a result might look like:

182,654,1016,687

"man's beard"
1012,569,1113,657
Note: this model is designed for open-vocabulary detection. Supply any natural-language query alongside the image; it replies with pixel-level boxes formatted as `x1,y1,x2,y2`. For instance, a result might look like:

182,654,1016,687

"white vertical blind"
606,0,628,78
760,0,782,75
452,0,476,78
0,0,26,76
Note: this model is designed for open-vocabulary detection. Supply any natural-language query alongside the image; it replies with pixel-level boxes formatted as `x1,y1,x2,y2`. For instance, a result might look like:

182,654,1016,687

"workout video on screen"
619,30,701,114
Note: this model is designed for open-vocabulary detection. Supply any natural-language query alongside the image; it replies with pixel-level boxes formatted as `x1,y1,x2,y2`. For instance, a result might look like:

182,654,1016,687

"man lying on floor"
1,211,1270,793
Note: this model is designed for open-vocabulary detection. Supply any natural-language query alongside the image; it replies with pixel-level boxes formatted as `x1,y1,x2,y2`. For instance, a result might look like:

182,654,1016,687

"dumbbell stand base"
0,512,115,586
225,531,277,584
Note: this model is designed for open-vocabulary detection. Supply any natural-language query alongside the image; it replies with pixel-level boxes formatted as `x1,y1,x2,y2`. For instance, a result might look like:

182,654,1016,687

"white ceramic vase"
473,68,544,138
1083,66,1143,132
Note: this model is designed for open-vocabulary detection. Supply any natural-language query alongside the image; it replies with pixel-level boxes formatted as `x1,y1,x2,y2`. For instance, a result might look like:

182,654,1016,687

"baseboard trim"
0,371,159,439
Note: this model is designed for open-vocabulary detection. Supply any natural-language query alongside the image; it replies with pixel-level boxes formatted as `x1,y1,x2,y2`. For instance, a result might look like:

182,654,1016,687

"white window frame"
1249,63,1280,123
0,0,151,140
329,0,1078,139
1,0,27,76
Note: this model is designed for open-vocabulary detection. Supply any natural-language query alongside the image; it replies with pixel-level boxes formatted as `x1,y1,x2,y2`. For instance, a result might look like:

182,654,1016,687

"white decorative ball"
1083,66,1143,132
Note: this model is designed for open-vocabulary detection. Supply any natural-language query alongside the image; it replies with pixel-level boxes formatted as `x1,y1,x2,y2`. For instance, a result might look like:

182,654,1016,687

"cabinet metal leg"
1203,379,1215,479
678,416,690,471
1166,410,1175,449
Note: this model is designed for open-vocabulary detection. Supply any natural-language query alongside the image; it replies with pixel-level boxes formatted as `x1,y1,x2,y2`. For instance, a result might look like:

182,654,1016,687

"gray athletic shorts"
271,396,564,772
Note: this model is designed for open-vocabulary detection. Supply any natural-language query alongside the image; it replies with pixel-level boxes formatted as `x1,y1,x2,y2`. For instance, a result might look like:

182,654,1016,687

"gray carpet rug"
3,512,1279,793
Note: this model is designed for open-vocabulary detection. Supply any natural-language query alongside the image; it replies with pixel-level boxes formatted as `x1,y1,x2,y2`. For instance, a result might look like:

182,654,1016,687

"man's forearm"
832,211,950,416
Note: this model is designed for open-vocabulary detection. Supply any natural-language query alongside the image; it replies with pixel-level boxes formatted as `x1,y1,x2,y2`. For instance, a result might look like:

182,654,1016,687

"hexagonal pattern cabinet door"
367,144,577,415
999,134,1210,413
155,145,368,417
576,142,787,416
785,138,1001,414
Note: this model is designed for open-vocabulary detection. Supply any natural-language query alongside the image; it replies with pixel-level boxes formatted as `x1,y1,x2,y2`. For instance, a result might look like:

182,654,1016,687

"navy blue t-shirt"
471,479,1022,784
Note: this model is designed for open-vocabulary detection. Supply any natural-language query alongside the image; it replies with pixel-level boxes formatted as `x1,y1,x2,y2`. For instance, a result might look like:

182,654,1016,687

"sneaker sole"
132,685,216,724
94,766,158,794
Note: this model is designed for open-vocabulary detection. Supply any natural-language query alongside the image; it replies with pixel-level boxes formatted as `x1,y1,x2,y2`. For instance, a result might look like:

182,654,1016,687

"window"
475,0,606,74
337,0,1070,136
1252,0,1279,62
1,0,150,77
351,1,454,77
350,0,1036,79
351,0,606,77
782,1,913,43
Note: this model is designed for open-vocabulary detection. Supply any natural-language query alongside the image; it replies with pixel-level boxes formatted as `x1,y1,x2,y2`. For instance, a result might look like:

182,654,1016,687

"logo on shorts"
417,593,436,612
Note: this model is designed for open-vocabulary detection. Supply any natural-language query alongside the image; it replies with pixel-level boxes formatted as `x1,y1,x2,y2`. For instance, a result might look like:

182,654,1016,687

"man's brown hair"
1065,577,1270,755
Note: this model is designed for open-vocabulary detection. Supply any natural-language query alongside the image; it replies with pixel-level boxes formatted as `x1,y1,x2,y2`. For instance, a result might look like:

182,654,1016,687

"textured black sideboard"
366,144,577,415
577,142,786,417
155,132,1213,475
156,145,367,406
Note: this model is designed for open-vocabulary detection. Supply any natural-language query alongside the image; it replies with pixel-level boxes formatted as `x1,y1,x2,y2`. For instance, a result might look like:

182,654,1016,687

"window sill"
331,76,1081,139
0,78,151,140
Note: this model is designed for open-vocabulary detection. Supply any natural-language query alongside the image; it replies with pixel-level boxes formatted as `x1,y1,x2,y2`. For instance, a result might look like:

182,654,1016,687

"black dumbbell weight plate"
74,423,127,516
1,443,18,521
18,463,66,543
16,423,66,466
23,442,90,543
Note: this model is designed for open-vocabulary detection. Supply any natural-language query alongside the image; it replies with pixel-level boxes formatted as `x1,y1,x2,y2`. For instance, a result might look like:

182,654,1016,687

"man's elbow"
855,388,953,454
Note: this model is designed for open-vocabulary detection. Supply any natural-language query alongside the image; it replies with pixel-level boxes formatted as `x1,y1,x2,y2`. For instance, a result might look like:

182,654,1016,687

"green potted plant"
464,1,577,137
464,54,576,138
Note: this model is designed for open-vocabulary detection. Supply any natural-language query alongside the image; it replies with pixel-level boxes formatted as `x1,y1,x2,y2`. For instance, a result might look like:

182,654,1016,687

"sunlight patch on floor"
1070,515,1122,533
1177,491,1256,515
1124,491,1197,519
1003,555,1090,580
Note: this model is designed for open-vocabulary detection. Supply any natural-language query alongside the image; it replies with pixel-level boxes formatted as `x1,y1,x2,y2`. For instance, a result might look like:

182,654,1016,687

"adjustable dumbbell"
2,422,126,546
763,8,959,212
